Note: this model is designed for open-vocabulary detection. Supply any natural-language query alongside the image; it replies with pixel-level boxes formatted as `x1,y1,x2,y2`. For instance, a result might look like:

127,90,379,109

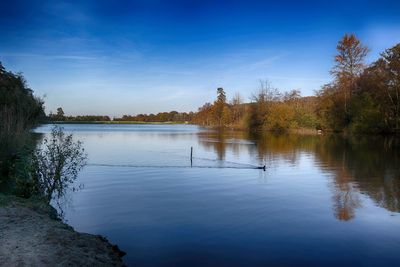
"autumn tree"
248,80,280,129
231,92,244,126
194,102,213,126
265,101,296,132
316,34,369,132
331,34,369,114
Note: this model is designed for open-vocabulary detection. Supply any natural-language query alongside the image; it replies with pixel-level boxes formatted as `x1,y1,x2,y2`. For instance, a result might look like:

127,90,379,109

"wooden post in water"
190,146,193,167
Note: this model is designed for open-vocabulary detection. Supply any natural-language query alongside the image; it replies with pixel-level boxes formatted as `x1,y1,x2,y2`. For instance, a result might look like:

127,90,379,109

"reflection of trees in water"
197,130,234,160
247,132,318,166
196,129,400,219
315,136,400,218
331,169,361,221
368,172,400,213
314,139,362,220
197,130,319,164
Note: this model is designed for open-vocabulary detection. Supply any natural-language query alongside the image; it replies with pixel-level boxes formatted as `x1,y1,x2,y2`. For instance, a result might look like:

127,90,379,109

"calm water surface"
35,124,400,267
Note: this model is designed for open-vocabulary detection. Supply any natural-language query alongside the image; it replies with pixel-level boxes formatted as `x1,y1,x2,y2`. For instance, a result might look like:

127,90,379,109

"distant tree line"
48,107,111,122
114,111,194,123
48,108,194,123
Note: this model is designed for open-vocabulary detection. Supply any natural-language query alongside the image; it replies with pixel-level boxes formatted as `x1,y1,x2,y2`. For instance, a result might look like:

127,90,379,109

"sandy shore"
0,195,126,266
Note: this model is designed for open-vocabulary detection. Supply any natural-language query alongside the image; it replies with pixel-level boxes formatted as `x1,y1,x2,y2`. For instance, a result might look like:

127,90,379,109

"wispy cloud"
234,53,289,72
0,51,142,67
0,53,100,61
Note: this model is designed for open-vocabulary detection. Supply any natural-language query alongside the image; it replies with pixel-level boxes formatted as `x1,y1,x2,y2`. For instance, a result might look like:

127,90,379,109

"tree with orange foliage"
331,34,369,115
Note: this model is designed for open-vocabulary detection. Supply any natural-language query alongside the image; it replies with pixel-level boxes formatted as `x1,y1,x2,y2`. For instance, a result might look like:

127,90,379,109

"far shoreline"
40,122,400,137
43,121,191,125
41,122,324,135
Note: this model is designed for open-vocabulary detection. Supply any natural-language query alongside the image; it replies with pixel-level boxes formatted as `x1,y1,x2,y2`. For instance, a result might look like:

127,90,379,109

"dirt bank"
0,195,126,266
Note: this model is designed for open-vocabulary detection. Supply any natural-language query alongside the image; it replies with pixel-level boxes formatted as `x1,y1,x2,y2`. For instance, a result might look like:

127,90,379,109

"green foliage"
0,63,88,207
295,108,318,129
31,126,87,203
0,62,45,138
0,62,44,194
316,84,348,131
349,95,383,134
55,107,65,121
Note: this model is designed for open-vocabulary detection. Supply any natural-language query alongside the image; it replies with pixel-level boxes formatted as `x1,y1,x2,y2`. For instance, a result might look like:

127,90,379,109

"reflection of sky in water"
35,124,400,267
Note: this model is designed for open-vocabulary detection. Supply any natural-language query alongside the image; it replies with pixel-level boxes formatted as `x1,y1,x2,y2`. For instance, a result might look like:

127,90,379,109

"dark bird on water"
257,165,266,171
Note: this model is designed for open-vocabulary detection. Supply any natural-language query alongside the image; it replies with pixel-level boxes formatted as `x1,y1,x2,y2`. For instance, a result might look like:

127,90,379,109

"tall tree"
331,34,369,114
213,87,227,126
56,107,65,121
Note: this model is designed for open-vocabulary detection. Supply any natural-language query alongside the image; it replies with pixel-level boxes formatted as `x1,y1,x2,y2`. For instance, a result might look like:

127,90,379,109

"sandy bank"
0,195,126,266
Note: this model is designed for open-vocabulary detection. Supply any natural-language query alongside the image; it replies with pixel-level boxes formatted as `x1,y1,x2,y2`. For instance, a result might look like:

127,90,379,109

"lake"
34,124,400,267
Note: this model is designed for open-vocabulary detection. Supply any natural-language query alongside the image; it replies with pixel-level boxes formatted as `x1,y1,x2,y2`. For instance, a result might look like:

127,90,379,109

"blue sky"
1,0,400,116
